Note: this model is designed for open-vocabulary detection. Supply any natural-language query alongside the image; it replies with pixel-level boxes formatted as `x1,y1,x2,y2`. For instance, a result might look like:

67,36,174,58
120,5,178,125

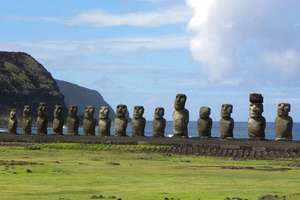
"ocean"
2,121,300,140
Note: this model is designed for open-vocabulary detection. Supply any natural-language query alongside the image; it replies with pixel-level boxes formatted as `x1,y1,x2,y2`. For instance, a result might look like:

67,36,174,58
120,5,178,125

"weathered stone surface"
132,106,146,137
53,105,64,135
248,93,266,140
252,147,267,151
83,106,96,136
198,106,212,138
275,103,293,141
7,108,17,134
36,103,48,135
173,94,189,138
0,134,300,160
98,106,111,137
153,107,166,137
220,104,234,139
22,105,32,135
115,104,128,137
220,145,241,149
66,105,79,135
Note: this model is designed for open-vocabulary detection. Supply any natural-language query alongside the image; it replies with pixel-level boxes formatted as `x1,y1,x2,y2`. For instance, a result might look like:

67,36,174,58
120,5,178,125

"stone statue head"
9,108,17,119
116,104,127,118
200,107,211,119
99,106,110,119
154,107,164,119
249,103,263,118
249,93,264,119
68,105,78,117
54,105,63,118
221,104,233,119
84,106,95,119
277,103,290,117
38,103,48,117
23,105,31,117
133,106,144,119
174,94,187,110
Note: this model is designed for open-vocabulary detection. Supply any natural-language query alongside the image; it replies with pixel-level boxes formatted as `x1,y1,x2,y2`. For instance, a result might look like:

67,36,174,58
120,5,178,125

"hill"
56,80,115,119
0,51,66,121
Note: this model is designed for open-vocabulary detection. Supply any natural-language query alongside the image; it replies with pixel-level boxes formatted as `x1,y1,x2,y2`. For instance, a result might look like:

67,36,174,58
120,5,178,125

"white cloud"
0,35,189,60
186,0,300,82
29,5,191,27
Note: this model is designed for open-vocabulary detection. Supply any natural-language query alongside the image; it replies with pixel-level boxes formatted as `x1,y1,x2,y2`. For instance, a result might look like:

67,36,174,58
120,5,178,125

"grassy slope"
0,144,299,200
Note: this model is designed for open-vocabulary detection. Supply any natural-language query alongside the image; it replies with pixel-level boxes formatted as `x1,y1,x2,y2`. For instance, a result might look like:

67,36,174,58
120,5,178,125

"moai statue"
36,103,48,135
173,94,189,138
220,104,234,139
198,106,212,138
248,93,266,140
275,103,293,141
115,104,128,137
98,106,111,137
66,105,79,135
53,105,64,135
132,106,146,137
153,107,166,137
22,105,32,135
7,108,17,135
83,106,96,136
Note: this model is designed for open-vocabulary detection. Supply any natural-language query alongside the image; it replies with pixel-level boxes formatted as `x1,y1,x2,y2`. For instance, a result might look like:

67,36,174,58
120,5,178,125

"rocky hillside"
56,80,115,119
0,51,66,123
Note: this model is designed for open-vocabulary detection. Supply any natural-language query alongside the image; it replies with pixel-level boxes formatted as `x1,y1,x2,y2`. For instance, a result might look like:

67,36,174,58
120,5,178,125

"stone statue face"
23,105,31,117
133,106,144,119
200,107,211,119
68,105,78,116
9,109,17,119
99,106,109,119
84,106,95,118
154,107,164,119
174,94,187,110
221,104,233,119
116,105,127,118
277,103,290,117
249,103,263,118
38,103,47,117
54,105,63,118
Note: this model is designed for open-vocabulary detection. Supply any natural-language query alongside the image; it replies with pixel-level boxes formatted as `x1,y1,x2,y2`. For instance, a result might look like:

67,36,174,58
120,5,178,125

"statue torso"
248,117,266,138
173,109,189,135
220,118,234,138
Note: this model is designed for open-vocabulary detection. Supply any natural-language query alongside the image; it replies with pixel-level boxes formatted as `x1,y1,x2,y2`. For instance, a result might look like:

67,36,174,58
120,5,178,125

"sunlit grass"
0,143,299,200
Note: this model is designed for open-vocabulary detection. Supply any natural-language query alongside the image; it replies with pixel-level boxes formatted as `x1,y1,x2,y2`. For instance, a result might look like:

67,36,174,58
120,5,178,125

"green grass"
0,143,299,200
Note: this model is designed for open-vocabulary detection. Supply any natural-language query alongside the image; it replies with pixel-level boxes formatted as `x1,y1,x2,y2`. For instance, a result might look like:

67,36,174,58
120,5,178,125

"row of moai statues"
7,103,166,137
7,93,294,141
172,93,293,141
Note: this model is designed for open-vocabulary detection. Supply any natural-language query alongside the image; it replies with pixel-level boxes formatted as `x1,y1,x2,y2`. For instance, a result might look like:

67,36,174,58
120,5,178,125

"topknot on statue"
249,93,264,104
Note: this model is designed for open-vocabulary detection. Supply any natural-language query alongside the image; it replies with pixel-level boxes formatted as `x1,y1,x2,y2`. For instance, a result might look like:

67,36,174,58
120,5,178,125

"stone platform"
0,134,300,159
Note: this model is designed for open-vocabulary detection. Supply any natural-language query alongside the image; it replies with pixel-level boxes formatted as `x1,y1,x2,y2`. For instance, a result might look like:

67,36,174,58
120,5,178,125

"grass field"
0,143,299,200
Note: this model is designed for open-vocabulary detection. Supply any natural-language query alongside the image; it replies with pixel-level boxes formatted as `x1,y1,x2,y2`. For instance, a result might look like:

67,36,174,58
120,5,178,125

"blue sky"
1,0,300,121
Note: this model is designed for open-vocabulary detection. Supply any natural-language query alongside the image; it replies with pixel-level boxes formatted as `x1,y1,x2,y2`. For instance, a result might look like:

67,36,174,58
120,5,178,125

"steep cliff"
0,51,66,123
